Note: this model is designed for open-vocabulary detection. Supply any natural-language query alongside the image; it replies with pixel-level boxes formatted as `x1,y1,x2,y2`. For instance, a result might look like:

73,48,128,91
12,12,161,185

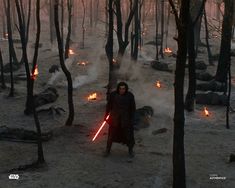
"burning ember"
77,61,88,66
4,33,8,39
69,49,75,55
112,59,117,64
31,65,39,80
164,47,173,54
156,81,161,88
204,107,209,117
88,93,97,101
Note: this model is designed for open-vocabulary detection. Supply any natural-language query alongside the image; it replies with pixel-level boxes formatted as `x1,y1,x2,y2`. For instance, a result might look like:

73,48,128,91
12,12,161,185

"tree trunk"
3,0,18,65
204,8,213,65
90,0,93,27
81,0,86,49
61,0,64,50
169,0,190,187
155,0,159,61
5,0,14,97
184,19,196,112
159,0,164,58
0,48,6,89
115,0,138,59
132,0,139,61
105,0,115,99
64,0,72,59
31,0,45,163
226,54,231,129
15,0,32,114
54,0,74,126
185,0,205,112
50,0,56,45
215,0,234,83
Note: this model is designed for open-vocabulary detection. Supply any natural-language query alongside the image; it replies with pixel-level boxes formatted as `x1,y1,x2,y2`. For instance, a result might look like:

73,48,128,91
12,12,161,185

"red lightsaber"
92,114,110,142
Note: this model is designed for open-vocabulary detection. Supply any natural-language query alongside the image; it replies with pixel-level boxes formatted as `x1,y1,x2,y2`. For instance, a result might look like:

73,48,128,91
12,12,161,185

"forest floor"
0,20,235,188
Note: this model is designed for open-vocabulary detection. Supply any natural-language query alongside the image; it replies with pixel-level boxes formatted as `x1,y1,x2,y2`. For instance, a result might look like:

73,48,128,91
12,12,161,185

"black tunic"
106,91,136,146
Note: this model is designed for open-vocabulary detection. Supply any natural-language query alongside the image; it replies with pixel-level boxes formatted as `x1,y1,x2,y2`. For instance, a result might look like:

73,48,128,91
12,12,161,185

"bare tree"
31,0,45,163
81,0,86,48
0,48,6,89
5,0,15,97
169,0,190,187
105,0,114,98
114,0,138,57
159,0,164,58
50,0,56,45
203,8,213,66
14,0,33,114
3,0,19,65
184,0,205,112
131,0,141,61
64,0,73,59
215,0,234,83
54,0,74,126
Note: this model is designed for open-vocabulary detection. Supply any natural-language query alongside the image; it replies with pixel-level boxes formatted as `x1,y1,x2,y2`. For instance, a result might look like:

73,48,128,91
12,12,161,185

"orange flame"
69,49,75,55
88,93,97,100
112,59,117,64
77,61,88,66
164,47,173,53
31,65,39,80
204,107,209,117
156,81,161,88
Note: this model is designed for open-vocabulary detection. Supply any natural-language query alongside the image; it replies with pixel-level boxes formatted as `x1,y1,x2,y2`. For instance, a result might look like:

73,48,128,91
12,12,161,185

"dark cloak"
105,90,136,147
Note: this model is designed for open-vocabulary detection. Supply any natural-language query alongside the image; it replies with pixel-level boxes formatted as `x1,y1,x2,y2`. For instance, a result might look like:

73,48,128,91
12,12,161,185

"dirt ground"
0,14,235,188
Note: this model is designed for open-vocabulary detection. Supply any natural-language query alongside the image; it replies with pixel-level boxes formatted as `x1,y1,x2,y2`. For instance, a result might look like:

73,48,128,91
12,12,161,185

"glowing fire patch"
31,65,39,80
88,93,97,100
69,49,75,55
156,81,161,88
164,47,173,54
112,59,117,64
204,107,209,117
5,33,8,38
77,61,88,66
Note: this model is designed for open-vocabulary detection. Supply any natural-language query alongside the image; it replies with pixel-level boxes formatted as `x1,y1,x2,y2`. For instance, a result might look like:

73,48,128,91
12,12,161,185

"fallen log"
0,126,53,143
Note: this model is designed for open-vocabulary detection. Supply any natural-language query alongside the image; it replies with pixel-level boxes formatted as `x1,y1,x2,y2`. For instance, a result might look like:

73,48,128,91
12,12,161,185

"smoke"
73,63,100,88
47,58,74,86
117,46,174,131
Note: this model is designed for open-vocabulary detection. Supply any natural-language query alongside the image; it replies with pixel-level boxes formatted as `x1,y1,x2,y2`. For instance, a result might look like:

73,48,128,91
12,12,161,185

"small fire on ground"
31,65,39,80
69,49,75,55
88,93,97,101
4,33,8,39
155,81,161,88
164,47,173,55
77,61,88,66
204,107,210,117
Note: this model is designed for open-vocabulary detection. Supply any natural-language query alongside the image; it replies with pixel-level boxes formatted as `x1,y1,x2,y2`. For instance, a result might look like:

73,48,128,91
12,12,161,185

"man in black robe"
104,82,136,157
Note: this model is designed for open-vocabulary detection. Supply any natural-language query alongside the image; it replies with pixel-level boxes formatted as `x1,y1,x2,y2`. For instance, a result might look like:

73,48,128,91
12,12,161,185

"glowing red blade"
92,114,110,142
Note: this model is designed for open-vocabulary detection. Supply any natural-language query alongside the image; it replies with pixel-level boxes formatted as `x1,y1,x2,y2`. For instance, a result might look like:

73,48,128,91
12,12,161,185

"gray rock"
134,106,154,130
196,92,227,105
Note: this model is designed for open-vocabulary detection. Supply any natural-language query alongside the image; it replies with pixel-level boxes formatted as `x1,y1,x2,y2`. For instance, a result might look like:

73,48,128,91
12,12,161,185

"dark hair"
117,82,128,94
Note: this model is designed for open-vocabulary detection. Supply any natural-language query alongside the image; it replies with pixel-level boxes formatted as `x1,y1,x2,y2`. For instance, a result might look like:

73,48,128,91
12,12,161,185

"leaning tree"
54,0,74,126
